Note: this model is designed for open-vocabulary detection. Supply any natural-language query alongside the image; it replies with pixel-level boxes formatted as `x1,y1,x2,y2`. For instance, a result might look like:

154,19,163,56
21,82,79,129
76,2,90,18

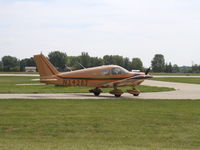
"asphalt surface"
0,80,200,99
140,80,200,99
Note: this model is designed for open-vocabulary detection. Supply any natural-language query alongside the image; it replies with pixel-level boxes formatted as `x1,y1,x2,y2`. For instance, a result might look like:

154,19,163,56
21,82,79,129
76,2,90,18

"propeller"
145,67,151,75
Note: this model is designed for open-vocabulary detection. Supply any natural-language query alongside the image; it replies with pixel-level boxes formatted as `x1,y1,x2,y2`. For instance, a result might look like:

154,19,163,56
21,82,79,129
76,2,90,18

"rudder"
34,54,59,77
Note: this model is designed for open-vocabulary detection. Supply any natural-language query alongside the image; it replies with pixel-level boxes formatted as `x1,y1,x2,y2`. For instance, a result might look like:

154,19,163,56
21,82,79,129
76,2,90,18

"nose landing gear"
127,87,140,96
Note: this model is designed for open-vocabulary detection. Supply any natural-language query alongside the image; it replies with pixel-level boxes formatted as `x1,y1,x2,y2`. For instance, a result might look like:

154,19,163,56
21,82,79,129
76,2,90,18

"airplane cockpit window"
120,67,129,73
100,69,110,75
111,67,129,75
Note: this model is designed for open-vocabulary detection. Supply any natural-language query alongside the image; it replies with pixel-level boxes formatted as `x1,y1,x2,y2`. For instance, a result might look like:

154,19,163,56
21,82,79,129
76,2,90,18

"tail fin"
34,54,59,77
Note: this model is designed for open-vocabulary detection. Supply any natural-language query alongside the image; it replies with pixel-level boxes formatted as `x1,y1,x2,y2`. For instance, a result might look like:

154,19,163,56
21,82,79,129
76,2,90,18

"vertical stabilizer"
34,54,59,77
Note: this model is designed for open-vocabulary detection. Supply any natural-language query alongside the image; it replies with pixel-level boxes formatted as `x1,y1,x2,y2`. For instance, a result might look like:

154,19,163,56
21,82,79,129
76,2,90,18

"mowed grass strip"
151,73,200,76
151,77,200,84
0,76,174,93
0,99,200,150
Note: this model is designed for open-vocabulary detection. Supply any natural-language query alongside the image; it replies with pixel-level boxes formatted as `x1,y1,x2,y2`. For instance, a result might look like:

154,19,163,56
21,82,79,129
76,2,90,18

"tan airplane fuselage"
41,65,145,88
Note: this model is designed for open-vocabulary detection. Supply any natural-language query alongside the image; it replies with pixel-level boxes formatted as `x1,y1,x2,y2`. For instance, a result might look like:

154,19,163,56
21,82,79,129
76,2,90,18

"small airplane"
34,54,153,97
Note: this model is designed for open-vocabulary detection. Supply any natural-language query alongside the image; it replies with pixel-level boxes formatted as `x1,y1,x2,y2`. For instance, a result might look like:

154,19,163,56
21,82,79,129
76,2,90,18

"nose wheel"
127,87,140,96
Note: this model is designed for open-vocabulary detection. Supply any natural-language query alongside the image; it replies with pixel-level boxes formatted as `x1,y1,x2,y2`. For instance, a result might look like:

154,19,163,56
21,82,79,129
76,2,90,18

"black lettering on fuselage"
63,79,88,86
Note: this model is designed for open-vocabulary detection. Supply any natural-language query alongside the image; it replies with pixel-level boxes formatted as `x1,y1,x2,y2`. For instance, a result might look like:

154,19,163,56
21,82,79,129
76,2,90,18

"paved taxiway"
0,80,200,99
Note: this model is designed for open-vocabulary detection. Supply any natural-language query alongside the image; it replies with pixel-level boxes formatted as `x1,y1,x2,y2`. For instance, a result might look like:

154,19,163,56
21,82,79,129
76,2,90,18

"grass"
0,99,200,150
151,77,200,84
151,73,200,76
0,76,174,93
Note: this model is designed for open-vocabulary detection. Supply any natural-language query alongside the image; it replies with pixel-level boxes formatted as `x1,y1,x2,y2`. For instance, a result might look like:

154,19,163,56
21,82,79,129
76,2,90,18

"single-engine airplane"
34,54,153,97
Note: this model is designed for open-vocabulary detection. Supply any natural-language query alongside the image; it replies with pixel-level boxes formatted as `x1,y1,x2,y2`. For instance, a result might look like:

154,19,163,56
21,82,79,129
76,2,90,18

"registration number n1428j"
63,80,88,86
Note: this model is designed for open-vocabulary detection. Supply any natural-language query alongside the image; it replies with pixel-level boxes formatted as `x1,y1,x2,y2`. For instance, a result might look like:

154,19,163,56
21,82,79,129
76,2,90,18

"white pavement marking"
0,74,39,77
0,93,115,99
16,83,46,86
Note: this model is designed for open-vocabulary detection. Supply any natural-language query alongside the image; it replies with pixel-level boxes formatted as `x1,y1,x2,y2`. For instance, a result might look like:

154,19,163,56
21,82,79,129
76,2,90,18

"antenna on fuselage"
65,65,72,72
78,63,86,69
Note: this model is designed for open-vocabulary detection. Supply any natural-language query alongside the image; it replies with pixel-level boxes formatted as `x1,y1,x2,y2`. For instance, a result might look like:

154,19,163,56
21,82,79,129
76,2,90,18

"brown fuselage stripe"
56,75,149,81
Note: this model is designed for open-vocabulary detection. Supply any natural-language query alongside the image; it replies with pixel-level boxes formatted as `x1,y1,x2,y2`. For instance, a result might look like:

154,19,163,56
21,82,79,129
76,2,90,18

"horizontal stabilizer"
40,79,58,82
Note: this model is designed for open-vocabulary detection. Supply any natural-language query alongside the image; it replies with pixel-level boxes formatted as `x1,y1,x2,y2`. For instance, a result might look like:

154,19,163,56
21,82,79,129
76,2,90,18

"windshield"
111,67,129,75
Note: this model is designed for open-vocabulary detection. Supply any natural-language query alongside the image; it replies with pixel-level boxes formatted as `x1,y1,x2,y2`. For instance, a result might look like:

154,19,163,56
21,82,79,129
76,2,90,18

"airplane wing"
101,75,152,87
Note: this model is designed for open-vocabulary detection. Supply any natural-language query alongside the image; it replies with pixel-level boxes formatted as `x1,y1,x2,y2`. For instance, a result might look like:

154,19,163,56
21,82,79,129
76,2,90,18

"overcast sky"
0,0,200,67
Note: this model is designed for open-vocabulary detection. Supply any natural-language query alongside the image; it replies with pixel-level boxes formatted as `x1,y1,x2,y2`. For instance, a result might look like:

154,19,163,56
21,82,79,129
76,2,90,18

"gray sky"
0,0,200,67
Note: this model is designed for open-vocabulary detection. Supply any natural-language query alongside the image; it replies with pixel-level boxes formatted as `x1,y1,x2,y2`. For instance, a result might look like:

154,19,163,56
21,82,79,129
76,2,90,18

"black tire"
133,94,139,96
94,92,100,96
114,94,121,97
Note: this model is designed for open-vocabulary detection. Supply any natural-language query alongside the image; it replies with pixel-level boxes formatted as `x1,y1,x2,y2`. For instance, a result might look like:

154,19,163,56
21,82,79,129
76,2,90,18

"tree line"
151,54,200,73
0,51,199,73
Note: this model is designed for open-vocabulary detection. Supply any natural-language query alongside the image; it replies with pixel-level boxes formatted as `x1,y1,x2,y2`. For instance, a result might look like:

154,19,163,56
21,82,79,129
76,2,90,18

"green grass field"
0,76,174,93
151,73,200,76
0,99,200,150
151,77,200,84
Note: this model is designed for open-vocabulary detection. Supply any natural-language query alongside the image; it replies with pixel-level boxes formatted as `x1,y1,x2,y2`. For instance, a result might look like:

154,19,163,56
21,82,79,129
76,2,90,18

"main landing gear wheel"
109,87,123,97
114,94,122,97
89,88,102,96
94,91,100,96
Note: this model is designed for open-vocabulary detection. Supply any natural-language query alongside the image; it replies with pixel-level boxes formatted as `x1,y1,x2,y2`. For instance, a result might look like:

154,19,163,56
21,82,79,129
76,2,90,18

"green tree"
123,57,132,71
20,57,35,71
198,65,200,73
165,62,172,73
131,58,143,71
0,61,3,71
80,52,90,68
172,64,180,73
2,56,20,72
90,57,104,67
67,56,81,70
179,66,192,73
48,51,67,71
103,55,112,65
112,55,124,66
151,54,165,72
192,64,200,73
103,55,124,66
